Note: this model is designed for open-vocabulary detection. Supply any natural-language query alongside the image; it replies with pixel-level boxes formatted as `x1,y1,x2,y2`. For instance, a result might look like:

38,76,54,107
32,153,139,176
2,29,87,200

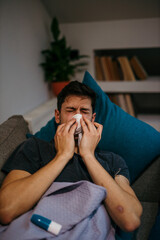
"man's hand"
79,117,103,158
54,118,77,160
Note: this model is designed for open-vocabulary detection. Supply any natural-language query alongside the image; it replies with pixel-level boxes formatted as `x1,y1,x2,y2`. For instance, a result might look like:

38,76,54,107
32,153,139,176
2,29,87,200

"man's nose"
75,109,81,114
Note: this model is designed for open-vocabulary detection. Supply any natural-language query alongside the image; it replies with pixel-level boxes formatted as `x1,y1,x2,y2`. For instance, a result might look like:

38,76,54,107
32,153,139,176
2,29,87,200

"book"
102,56,121,81
108,94,119,105
116,94,135,117
116,94,128,113
100,56,112,81
112,60,122,80
124,94,135,117
117,56,136,81
130,56,148,80
105,56,117,80
94,56,104,80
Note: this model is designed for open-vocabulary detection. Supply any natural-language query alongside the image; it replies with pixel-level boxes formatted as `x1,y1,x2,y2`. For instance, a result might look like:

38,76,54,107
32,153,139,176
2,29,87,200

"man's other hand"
79,117,103,158
54,118,77,160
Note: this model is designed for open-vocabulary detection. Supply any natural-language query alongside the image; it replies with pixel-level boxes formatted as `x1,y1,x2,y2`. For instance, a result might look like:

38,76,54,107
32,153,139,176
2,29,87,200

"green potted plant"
40,17,88,95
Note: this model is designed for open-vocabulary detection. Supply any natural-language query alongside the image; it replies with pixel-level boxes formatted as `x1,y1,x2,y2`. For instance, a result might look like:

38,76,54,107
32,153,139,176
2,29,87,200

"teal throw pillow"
83,71,160,183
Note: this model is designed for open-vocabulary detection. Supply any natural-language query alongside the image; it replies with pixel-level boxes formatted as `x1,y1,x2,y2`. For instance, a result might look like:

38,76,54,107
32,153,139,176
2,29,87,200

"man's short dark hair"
57,81,96,112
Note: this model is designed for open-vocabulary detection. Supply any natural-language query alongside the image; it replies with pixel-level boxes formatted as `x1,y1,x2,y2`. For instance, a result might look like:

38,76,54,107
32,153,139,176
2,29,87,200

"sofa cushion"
148,206,160,240
135,202,159,240
132,156,160,202
0,115,29,185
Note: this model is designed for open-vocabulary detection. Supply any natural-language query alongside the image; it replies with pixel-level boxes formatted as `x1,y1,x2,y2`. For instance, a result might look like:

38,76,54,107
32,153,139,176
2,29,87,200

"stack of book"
94,55,148,81
94,55,148,117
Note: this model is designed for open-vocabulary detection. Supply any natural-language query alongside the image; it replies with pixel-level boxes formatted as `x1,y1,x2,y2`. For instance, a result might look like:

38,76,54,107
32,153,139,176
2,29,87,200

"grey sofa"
0,115,160,240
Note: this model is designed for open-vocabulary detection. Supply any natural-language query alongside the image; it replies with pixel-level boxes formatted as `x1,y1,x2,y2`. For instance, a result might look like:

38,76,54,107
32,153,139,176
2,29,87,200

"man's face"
55,95,96,124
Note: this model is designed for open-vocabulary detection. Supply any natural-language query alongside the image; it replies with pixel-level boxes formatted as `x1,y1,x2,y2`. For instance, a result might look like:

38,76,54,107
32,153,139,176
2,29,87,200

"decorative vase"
51,81,70,96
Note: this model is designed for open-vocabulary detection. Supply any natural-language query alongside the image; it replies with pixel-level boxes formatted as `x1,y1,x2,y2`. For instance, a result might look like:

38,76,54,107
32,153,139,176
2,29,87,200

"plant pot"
51,81,70,96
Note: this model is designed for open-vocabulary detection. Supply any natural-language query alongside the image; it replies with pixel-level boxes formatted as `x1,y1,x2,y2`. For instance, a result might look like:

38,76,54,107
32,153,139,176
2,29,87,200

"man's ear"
92,113,96,122
55,109,60,124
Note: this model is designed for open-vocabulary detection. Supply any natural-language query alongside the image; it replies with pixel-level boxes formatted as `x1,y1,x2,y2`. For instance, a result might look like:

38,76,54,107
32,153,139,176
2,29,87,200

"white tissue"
72,114,82,146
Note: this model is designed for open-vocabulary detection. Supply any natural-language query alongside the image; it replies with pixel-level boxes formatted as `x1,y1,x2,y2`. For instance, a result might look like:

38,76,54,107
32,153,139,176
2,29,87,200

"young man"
0,81,142,232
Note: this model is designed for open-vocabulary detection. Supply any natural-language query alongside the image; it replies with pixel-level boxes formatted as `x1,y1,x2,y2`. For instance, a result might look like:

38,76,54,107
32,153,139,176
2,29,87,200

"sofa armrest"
0,115,29,185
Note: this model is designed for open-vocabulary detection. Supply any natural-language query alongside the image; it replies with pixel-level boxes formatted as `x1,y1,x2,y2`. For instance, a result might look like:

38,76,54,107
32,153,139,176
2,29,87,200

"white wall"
0,0,52,124
60,18,160,79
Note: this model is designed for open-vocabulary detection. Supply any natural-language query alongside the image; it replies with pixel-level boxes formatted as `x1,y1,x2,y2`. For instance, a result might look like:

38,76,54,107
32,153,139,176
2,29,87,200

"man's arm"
0,119,77,225
79,117,142,232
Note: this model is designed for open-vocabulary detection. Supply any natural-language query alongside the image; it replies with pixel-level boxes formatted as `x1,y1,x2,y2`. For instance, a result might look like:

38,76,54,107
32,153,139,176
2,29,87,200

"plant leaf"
51,17,60,41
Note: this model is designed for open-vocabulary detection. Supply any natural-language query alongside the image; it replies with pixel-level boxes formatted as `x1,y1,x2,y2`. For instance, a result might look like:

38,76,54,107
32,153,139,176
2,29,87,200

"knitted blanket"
0,181,115,240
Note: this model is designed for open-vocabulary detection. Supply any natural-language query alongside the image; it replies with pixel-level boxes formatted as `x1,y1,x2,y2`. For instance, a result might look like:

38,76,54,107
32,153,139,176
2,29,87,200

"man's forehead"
63,95,91,105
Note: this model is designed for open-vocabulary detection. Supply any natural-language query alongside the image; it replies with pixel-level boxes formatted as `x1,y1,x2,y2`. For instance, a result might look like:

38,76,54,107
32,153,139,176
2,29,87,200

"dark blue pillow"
29,71,160,183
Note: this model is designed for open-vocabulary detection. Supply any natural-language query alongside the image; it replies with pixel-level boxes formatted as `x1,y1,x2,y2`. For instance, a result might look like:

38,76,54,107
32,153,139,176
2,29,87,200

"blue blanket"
0,181,115,240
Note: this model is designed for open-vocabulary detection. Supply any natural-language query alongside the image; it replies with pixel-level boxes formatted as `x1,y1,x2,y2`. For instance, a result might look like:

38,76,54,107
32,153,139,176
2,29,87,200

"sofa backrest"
0,115,29,185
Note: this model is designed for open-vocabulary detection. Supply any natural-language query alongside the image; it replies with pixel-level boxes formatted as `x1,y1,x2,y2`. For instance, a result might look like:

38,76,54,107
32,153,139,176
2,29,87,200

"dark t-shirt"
2,137,130,182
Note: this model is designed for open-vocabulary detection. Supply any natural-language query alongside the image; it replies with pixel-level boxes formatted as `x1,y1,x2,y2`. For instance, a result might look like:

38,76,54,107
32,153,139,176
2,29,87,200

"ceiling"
41,0,160,23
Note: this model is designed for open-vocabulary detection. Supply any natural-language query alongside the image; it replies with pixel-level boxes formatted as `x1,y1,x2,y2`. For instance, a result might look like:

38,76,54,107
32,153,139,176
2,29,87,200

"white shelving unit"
98,77,160,93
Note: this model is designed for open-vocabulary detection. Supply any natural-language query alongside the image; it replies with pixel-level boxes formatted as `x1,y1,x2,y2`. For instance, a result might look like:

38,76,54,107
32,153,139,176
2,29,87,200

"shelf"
137,114,160,132
98,77,160,93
